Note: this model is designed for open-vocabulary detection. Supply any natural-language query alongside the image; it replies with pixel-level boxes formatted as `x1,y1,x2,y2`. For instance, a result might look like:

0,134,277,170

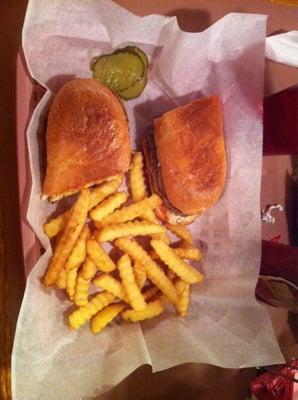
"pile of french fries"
43,152,204,334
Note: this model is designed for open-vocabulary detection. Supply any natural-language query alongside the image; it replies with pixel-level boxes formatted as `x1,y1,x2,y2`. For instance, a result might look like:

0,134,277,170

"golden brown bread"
142,135,197,225
43,79,131,200
154,96,226,215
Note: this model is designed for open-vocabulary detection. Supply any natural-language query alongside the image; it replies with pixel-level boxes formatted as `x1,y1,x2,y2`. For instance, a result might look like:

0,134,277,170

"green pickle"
91,46,148,100
119,76,147,100
122,46,149,70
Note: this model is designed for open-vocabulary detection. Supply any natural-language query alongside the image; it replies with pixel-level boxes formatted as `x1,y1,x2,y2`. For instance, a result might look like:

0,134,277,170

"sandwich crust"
43,79,130,200
154,96,226,215
142,135,196,225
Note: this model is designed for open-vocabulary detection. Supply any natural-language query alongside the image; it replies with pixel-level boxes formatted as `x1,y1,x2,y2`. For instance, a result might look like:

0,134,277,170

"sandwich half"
42,79,131,201
143,95,226,225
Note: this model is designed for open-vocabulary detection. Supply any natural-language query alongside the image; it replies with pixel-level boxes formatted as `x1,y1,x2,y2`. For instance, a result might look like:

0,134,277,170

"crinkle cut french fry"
144,259,179,305
97,194,162,227
115,238,178,305
122,299,164,322
87,238,116,272
142,209,170,244
130,152,148,202
90,192,128,222
43,189,90,286
118,255,147,311
174,279,190,317
65,225,90,271
89,176,123,210
165,223,193,246
44,210,71,239
55,267,67,289
93,274,129,302
91,303,125,334
96,220,165,243
150,240,203,284
43,177,122,239
142,208,159,223
173,247,202,261
150,247,201,262
66,267,79,300
74,274,90,306
69,291,115,330
55,230,65,247
80,257,97,280
133,260,147,289
150,232,170,244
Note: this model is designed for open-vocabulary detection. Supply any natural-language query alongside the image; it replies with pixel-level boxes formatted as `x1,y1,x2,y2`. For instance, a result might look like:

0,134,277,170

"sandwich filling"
143,134,197,225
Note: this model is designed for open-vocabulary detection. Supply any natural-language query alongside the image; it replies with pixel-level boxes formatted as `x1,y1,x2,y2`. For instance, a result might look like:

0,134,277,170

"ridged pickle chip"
119,46,148,100
91,46,148,100
122,46,148,69
119,77,147,100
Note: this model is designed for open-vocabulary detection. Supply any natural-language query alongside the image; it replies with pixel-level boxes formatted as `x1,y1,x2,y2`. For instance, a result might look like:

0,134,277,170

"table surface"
1,1,298,399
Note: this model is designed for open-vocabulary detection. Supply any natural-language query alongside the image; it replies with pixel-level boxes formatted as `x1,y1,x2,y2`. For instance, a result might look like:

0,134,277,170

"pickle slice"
119,76,147,100
91,46,149,100
91,51,144,92
117,46,148,100
119,46,149,70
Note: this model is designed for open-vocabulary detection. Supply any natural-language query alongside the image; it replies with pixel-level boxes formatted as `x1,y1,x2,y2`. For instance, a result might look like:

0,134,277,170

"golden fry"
130,152,148,202
150,240,203,284
115,238,178,305
118,255,147,311
142,209,170,244
74,274,90,306
133,260,147,289
65,225,90,271
66,267,79,300
89,176,123,210
174,279,190,317
142,208,158,223
87,238,116,272
142,286,160,301
93,273,129,302
97,194,162,226
43,189,90,286
55,267,67,289
97,220,165,242
44,177,122,238
90,192,128,222
122,299,164,322
165,223,193,246
69,291,115,330
173,247,202,261
91,303,125,334
150,232,170,244
44,210,71,238
150,247,201,262
80,257,97,280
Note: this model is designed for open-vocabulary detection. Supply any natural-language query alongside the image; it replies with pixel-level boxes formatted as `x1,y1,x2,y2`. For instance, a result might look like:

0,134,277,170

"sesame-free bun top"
154,95,226,216
43,79,131,200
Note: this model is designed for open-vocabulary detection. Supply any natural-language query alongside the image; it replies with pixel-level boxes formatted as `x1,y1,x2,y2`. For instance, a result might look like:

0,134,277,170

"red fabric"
250,360,298,400
263,86,298,156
